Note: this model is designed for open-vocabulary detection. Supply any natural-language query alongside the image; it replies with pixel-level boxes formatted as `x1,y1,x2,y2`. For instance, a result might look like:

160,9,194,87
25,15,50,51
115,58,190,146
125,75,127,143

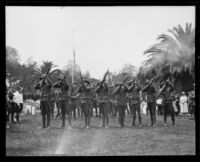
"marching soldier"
113,81,128,128
78,79,93,128
35,74,52,129
127,80,142,127
159,79,175,126
141,78,157,126
52,74,70,128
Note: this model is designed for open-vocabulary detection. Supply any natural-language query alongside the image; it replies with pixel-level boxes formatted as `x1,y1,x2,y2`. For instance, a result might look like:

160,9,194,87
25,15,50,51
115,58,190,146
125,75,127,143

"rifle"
79,71,84,88
117,76,129,88
99,69,109,88
166,72,174,84
128,79,136,86
52,80,62,89
39,67,51,85
149,76,157,85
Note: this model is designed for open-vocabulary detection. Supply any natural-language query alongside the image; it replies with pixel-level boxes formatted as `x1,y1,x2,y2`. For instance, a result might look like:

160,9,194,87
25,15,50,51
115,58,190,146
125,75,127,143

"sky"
6,6,195,79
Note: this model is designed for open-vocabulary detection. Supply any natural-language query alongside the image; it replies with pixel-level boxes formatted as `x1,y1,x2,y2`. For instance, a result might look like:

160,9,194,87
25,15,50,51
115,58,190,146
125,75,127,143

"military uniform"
127,83,142,126
113,84,128,128
160,81,175,126
95,83,110,128
69,85,78,122
92,92,98,117
109,86,117,117
78,81,93,128
35,79,52,128
53,80,70,127
142,82,157,126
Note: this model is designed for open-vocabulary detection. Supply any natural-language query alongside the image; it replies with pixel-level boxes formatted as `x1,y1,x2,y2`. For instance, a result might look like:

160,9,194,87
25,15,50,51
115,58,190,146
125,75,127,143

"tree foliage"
141,23,195,92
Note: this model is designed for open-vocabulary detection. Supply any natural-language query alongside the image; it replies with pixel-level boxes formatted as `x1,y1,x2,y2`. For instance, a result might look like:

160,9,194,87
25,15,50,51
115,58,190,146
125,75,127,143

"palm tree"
32,61,62,88
141,23,195,92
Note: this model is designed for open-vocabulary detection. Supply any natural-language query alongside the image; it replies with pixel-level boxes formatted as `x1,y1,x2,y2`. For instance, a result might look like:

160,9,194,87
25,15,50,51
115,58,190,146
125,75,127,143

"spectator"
174,91,180,116
179,92,189,115
140,100,147,115
156,95,163,115
13,87,23,123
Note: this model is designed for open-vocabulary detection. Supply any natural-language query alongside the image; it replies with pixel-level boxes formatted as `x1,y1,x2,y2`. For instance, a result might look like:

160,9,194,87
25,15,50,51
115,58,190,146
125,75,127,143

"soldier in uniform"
69,84,78,123
159,79,175,126
35,74,52,129
141,79,157,126
52,74,70,128
109,86,116,117
113,82,128,128
127,80,142,127
78,80,93,128
92,92,99,117
95,81,110,128
50,90,56,118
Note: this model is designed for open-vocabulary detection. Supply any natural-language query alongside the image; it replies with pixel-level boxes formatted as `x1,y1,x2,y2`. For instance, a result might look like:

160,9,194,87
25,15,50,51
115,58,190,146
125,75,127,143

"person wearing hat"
90,83,99,118
52,74,70,128
159,79,175,126
78,79,93,128
13,87,23,124
34,74,53,129
127,80,142,127
179,91,189,115
141,79,157,126
7,91,20,123
156,95,163,116
95,81,110,128
113,82,128,128
69,84,78,122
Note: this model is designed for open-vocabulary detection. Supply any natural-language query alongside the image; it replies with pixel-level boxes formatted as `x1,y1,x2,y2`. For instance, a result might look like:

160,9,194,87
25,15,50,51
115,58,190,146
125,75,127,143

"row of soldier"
34,69,186,129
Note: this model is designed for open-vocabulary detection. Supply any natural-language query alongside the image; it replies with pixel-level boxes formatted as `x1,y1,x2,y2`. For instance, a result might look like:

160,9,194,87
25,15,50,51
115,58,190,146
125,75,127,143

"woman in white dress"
179,92,188,115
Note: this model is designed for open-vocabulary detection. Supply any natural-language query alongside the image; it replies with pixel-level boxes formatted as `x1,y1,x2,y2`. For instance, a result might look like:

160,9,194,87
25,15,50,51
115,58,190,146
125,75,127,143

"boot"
39,115,46,128
16,114,20,124
46,114,50,129
81,117,87,128
86,117,90,128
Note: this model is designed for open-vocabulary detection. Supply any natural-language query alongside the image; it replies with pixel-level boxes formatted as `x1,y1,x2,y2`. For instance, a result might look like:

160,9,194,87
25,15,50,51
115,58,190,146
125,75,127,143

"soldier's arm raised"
141,83,149,92
46,77,53,86
94,84,101,93
113,86,120,95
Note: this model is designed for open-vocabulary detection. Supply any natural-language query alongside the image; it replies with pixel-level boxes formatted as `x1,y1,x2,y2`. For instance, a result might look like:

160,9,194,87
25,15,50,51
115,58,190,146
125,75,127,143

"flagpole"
72,29,75,84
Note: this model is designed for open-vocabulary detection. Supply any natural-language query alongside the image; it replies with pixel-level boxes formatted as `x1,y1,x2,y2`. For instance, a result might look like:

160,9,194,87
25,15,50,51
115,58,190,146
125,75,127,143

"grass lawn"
6,113,195,156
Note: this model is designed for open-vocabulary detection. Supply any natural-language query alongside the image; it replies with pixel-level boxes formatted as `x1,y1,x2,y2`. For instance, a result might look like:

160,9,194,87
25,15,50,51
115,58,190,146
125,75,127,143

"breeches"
117,105,126,126
130,104,141,118
147,102,156,124
163,102,175,123
81,101,92,117
99,102,109,118
40,101,51,115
